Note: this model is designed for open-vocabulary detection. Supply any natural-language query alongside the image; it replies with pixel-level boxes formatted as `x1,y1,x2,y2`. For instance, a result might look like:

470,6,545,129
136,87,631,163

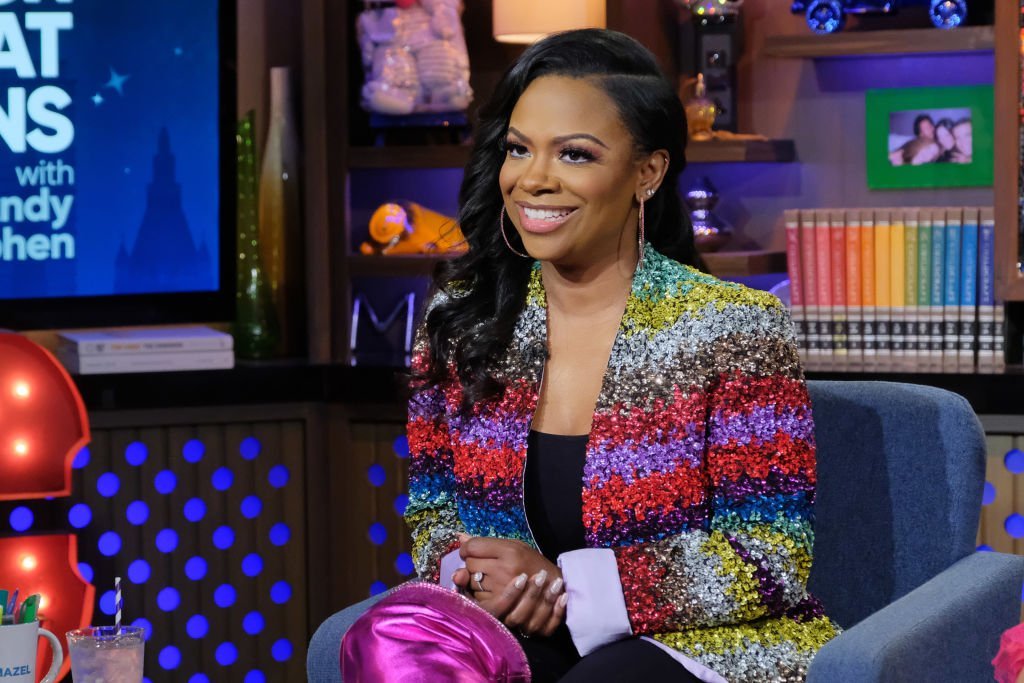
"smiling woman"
332,28,839,683
499,76,659,266
424,28,698,410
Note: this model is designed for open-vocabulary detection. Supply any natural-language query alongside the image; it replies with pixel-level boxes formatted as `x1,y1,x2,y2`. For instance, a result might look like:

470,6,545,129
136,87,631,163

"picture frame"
865,85,993,190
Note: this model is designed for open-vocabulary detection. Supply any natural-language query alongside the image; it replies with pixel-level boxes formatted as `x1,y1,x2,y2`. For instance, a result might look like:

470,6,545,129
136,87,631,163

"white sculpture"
357,0,473,116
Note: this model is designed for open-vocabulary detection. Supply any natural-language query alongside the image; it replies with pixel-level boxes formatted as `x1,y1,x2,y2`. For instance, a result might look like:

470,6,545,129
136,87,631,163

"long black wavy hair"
417,29,698,407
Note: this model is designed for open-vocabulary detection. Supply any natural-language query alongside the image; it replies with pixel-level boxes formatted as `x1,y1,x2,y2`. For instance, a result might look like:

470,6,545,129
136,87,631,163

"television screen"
0,0,233,328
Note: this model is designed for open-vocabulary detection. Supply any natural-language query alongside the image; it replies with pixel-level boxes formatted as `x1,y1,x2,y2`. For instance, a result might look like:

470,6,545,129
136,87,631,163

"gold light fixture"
492,0,606,44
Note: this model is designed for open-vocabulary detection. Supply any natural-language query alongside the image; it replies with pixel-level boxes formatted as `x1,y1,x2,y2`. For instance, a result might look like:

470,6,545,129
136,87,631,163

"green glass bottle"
234,110,280,359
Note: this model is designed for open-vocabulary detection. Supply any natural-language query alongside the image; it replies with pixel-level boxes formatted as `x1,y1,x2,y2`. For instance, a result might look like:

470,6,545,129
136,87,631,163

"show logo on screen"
0,0,221,301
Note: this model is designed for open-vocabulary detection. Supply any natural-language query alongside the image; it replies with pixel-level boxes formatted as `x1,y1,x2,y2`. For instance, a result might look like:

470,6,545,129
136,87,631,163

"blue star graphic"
104,67,130,95
173,46,183,56
92,92,104,106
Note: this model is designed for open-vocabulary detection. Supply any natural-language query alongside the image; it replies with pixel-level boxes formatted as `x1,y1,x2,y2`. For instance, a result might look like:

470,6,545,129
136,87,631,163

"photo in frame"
865,85,993,190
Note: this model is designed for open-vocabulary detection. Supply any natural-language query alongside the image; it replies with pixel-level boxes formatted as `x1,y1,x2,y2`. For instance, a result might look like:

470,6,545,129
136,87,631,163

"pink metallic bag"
340,581,532,682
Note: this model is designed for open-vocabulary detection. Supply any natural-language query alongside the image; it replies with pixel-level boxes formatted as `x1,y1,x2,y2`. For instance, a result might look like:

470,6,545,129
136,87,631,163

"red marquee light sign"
0,334,89,499
0,333,95,681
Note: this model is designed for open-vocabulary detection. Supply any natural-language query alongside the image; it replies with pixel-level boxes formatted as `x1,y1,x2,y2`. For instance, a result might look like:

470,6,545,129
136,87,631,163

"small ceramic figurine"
357,0,473,115
790,0,967,34
360,201,468,255
684,74,717,142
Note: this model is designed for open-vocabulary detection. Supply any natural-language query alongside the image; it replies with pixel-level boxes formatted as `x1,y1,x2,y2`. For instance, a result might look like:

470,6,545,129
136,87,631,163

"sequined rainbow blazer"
405,248,839,682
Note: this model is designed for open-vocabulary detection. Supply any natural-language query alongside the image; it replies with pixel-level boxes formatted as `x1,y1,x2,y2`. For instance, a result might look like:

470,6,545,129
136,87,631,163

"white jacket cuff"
558,548,632,655
439,548,465,590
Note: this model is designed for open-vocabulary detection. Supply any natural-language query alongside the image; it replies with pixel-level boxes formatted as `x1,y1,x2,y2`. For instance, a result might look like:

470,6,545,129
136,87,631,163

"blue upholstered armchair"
308,381,1024,682
805,380,1023,682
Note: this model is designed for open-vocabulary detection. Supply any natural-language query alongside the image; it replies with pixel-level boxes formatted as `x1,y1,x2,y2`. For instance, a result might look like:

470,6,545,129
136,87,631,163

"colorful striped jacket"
405,247,839,682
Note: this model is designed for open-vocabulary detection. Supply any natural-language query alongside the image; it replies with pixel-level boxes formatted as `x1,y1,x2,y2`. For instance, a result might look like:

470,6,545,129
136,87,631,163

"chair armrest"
807,551,1024,683
308,593,387,683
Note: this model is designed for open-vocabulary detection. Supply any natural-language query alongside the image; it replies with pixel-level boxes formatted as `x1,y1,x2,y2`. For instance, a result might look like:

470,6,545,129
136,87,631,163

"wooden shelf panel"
69,361,1024,413
701,249,787,277
348,139,796,169
349,146,471,169
762,25,994,59
688,139,795,163
348,250,786,279
347,254,453,277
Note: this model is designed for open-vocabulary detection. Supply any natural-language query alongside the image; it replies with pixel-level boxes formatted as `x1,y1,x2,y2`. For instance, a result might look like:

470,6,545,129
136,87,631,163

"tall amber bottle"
258,67,304,356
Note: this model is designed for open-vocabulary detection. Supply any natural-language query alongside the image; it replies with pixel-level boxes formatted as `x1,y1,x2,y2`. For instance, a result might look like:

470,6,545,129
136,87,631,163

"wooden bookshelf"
993,3,1024,300
762,25,994,59
348,250,786,279
347,138,796,169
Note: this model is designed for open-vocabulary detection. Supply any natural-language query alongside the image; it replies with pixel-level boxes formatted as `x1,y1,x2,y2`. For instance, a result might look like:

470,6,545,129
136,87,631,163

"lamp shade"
493,0,606,44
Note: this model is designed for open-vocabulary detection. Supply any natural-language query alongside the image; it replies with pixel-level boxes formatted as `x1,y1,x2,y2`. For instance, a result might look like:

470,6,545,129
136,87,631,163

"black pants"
518,624,701,683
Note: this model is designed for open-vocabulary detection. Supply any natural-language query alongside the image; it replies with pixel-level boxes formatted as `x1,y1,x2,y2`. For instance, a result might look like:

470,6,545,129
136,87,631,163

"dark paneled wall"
75,406,310,681
343,420,412,599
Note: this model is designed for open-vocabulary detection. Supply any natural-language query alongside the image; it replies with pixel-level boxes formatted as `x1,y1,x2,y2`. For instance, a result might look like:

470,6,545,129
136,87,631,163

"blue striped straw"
114,576,122,633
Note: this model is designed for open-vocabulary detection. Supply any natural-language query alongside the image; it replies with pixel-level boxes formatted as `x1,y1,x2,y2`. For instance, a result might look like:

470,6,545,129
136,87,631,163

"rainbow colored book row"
783,207,1004,370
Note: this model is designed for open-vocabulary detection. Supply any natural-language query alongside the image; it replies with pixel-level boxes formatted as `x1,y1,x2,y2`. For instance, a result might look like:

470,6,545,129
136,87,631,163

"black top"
518,431,693,681
523,430,589,562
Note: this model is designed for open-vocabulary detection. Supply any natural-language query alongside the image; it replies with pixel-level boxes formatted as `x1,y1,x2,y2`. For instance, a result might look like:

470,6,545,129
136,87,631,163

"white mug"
0,621,63,683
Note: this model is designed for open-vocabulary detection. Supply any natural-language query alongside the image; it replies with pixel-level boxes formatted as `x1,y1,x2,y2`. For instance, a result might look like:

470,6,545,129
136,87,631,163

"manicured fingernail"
558,593,568,607
514,573,528,589
451,572,459,584
534,570,548,587
549,578,563,594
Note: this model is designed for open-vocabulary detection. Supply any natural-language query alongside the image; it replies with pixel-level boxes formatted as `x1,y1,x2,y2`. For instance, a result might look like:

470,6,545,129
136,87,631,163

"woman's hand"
457,534,555,592
453,568,567,637
456,532,552,581
500,568,568,637
453,534,567,636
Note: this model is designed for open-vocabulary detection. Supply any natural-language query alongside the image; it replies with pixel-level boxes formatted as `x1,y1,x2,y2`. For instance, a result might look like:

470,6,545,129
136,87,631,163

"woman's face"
936,124,955,150
498,75,648,267
953,122,972,156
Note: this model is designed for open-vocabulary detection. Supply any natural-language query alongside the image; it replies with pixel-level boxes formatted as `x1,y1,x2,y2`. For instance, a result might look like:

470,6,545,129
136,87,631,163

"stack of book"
55,326,234,375
784,207,1004,371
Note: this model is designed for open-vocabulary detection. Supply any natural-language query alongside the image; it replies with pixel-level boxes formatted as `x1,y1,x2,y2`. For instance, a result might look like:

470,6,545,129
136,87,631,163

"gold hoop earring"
499,207,530,258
